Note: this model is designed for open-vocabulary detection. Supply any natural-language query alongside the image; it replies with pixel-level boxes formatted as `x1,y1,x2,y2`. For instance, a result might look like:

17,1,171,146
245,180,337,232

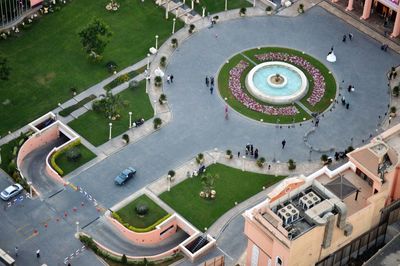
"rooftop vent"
278,204,300,226
300,191,321,210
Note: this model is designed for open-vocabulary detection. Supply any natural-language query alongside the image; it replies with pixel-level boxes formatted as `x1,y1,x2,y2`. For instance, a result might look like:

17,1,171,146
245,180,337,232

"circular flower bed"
220,47,336,123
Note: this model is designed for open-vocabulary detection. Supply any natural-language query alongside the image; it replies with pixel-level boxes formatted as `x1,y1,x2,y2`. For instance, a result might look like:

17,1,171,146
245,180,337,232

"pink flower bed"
255,52,326,106
228,60,299,116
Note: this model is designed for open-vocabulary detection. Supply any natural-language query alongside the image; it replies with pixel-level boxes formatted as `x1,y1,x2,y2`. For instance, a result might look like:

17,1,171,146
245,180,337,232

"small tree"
189,24,195,34
122,134,129,144
298,3,304,13
135,204,149,216
390,106,397,114
159,94,167,104
240,7,247,15
345,146,354,154
288,159,296,170
321,154,328,162
393,86,399,97
154,76,162,87
171,38,178,48
196,153,204,164
66,147,82,162
0,57,11,80
78,18,112,59
201,173,219,197
256,157,266,167
266,6,273,13
160,56,167,67
105,61,117,73
153,117,162,129
226,149,232,159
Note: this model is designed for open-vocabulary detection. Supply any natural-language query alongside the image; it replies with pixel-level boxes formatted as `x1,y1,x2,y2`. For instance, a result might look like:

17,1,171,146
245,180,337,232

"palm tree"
201,173,219,195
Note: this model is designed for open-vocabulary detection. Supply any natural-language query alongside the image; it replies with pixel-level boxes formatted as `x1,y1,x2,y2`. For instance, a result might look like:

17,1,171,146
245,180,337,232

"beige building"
243,124,400,266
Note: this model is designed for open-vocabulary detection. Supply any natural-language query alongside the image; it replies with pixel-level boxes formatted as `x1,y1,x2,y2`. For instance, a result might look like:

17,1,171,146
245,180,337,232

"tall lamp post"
167,175,171,192
155,35,159,50
109,123,113,140
146,53,151,70
153,100,157,115
76,221,80,234
129,112,132,129
172,18,176,34
225,0,228,11
242,155,246,171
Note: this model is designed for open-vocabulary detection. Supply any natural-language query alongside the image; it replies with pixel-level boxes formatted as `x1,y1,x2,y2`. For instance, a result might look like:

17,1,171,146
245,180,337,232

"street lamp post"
191,0,194,10
172,18,176,34
147,53,151,70
253,0,256,7
154,100,157,115
155,35,159,50
27,181,32,198
76,221,80,234
165,0,169,19
202,6,206,18
109,123,113,140
167,175,171,192
129,112,132,129
225,0,227,11
242,155,246,171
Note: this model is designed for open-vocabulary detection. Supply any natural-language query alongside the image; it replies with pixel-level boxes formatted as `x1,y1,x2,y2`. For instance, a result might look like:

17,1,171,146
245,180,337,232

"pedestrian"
346,103,350,109
210,86,213,94
237,151,240,158
341,96,346,105
349,33,353,40
166,75,171,84
250,145,254,156
36,249,40,258
170,75,174,83
15,246,18,257
282,139,286,149
268,164,271,170
254,149,259,159
210,76,214,86
389,116,392,124
205,76,209,87
330,45,334,52
224,105,228,119
342,34,347,42
348,85,352,92
351,85,355,92
315,119,319,127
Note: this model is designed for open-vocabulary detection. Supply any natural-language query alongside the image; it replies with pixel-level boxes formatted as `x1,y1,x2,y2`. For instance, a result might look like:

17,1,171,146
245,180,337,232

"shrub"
135,204,149,216
390,106,397,113
321,154,328,162
122,134,129,144
168,170,175,177
66,147,81,162
226,149,233,159
288,159,296,170
266,6,273,12
79,235,98,253
105,60,117,73
256,157,266,167
159,94,167,104
129,80,139,88
160,56,167,67
393,86,399,97
154,76,162,87
153,117,162,129
240,7,247,15
121,254,127,264
189,24,195,34
345,146,354,154
112,212,172,232
117,73,130,83
196,153,204,164
7,161,16,175
12,146,18,156
171,38,178,48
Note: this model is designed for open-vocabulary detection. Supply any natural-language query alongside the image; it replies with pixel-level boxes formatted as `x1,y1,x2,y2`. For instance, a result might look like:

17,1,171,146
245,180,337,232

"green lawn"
218,53,311,124
0,0,183,136
194,0,252,14
160,163,285,230
116,194,168,228
243,47,337,113
54,144,96,176
68,80,153,146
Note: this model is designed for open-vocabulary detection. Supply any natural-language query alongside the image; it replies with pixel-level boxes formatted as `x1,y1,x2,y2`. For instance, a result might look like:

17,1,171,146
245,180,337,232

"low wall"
180,233,216,262
107,213,179,245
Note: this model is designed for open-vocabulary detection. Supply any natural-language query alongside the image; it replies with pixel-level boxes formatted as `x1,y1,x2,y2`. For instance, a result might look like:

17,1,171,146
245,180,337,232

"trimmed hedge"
50,139,81,176
111,212,172,233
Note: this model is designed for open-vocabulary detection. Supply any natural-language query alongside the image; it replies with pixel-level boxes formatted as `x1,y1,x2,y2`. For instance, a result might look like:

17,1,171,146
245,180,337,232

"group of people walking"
205,75,215,94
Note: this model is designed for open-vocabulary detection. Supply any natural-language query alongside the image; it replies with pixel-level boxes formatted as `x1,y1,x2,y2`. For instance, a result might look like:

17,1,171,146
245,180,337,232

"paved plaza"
1,4,399,266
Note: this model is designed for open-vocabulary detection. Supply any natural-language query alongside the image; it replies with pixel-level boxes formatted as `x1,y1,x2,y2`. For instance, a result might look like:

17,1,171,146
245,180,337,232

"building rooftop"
364,233,400,266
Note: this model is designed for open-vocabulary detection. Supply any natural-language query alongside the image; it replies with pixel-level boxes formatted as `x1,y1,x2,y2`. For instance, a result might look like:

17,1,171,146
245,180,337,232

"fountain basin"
246,61,308,104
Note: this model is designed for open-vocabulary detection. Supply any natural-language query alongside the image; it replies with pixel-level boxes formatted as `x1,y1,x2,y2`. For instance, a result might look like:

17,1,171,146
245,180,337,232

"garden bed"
59,95,97,117
68,80,153,146
193,0,251,14
159,163,285,230
113,195,169,231
54,143,96,175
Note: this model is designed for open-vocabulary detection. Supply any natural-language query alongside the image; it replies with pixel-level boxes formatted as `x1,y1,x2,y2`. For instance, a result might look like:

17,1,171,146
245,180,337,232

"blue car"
114,167,136,185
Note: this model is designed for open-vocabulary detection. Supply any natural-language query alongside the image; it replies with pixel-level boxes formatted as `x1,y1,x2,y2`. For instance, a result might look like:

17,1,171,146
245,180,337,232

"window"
276,256,283,266
251,245,259,266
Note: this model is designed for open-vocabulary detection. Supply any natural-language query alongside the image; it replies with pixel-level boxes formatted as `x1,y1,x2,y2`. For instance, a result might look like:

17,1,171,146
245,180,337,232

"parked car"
0,184,23,201
114,167,136,185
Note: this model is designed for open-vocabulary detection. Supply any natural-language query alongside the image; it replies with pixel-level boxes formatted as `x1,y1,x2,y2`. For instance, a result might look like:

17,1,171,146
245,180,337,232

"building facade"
243,124,400,266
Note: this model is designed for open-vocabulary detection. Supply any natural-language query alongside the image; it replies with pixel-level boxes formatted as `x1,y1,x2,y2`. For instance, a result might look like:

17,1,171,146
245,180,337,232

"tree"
0,57,11,80
78,18,112,58
201,173,219,195
92,91,125,119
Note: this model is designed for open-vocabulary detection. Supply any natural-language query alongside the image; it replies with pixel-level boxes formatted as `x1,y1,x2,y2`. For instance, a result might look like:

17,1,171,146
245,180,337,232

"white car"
0,184,23,201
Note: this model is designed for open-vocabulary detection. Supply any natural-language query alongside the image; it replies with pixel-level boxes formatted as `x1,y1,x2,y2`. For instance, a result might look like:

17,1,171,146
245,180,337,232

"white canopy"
327,52,336,63
154,67,164,78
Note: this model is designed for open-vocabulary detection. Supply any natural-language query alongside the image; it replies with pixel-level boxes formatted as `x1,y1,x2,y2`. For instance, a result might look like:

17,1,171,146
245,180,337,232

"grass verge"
54,144,96,175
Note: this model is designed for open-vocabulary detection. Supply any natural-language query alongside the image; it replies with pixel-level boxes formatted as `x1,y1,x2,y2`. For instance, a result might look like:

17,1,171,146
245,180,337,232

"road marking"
25,231,39,241
69,183,77,190
217,246,234,261
16,224,30,232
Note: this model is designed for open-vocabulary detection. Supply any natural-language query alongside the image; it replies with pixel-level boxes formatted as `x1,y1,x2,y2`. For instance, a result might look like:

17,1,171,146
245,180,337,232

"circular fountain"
245,61,308,104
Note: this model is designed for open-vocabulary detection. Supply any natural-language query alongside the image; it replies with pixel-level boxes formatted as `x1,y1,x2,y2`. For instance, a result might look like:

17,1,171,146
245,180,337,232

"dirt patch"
35,72,56,86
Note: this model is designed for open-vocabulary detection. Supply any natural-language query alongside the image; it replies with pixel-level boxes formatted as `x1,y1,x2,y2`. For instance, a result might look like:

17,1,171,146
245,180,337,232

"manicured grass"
54,144,96,175
59,95,97,117
194,0,252,15
68,80,153,146
116,194,168,229
159,163,285,231
0,0,183,136
218,53,311,124
243,47,337,113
